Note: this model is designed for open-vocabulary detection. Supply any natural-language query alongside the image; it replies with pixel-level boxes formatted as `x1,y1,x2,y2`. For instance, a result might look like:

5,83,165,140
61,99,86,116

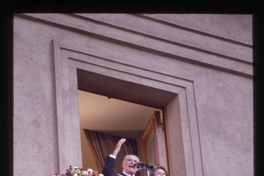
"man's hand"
112,138,126,156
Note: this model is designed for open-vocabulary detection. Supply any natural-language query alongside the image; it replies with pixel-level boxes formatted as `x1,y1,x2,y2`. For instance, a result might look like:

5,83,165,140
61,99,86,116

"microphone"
131,163,138,168
136,162,156,172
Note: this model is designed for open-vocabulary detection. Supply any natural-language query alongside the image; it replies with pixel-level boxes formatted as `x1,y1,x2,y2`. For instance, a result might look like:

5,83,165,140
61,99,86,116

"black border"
1,1,263,176
1,12,13,176
253,14,263,176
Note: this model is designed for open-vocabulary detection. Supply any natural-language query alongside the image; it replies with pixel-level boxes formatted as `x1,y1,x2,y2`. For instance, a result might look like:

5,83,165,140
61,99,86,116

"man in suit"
102,138,140,176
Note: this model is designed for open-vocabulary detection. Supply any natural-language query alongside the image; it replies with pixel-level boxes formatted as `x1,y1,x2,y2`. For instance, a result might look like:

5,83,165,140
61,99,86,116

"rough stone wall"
13,13,253,176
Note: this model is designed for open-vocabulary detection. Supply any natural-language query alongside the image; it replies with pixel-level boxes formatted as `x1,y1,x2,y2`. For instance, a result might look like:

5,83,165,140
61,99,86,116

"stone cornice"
16,13,253,77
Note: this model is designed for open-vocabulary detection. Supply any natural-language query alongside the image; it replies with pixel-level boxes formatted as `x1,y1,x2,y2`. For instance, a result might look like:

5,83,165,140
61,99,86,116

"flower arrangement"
54,165,103,176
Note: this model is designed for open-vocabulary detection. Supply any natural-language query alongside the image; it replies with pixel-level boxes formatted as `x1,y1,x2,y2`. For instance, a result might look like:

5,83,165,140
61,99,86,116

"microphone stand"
137,163,155,176
145,165,151,176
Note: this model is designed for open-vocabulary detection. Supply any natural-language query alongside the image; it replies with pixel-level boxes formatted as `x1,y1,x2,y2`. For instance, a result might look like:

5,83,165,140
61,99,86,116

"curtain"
83,129,138,174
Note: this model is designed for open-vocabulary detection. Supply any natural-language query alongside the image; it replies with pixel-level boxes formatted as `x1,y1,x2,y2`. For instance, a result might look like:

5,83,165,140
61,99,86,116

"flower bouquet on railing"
54,165,103,176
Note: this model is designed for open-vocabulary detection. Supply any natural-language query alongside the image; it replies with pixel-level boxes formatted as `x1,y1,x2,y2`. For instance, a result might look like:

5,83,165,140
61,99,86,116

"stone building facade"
13,14,253,176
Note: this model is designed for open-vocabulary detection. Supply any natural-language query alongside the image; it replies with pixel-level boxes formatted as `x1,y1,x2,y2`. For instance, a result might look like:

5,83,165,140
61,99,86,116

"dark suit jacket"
102,156,129,176
102,156,118,176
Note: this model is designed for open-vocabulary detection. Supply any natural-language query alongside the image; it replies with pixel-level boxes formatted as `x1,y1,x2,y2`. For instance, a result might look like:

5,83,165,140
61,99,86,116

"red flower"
66,169,71,173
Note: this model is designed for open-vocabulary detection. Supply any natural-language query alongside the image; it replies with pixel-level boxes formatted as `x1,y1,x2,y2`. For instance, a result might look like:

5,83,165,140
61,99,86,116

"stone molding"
13,13,253,176
19,13,252,78
53,39,204,176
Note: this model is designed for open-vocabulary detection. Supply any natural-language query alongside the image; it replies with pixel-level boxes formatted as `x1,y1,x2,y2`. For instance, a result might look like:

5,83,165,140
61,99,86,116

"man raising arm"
102,138,140,176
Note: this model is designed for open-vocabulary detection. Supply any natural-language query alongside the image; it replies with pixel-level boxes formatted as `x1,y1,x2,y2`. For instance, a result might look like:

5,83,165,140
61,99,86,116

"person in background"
153,165,168,176
102,138,140,176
